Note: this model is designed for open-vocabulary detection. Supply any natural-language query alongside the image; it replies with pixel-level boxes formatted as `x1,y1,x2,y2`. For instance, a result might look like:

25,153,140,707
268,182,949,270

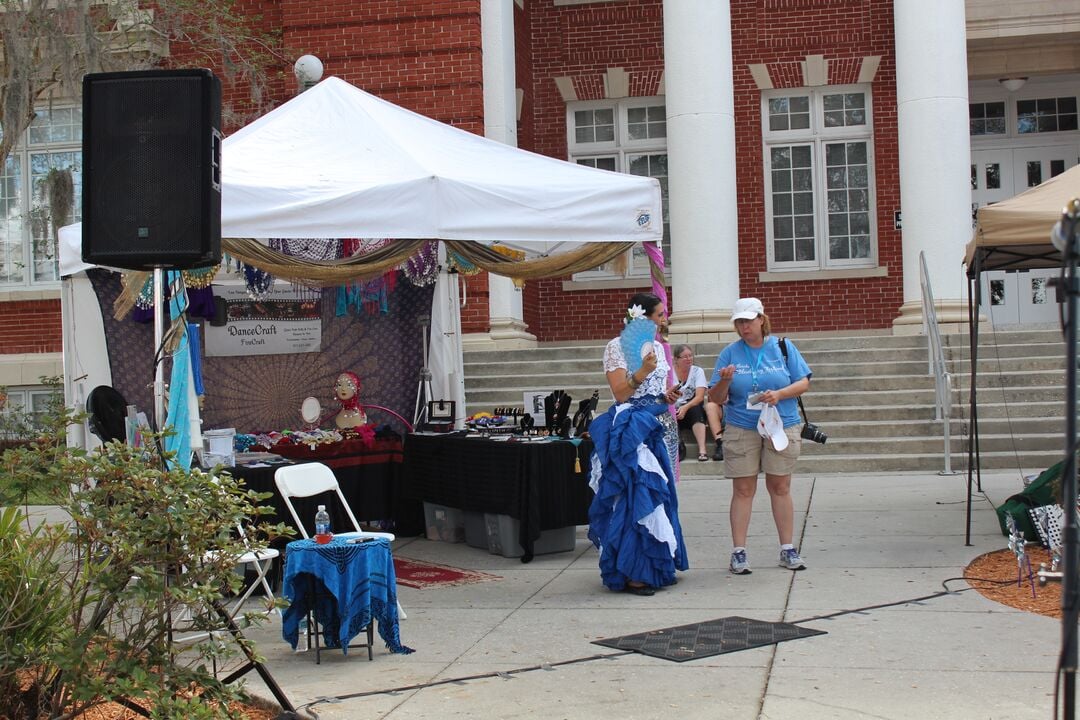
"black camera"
800,423,827,444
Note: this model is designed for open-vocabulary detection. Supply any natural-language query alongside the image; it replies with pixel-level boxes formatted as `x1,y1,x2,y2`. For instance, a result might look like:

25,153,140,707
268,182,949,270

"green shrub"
0,384,293,719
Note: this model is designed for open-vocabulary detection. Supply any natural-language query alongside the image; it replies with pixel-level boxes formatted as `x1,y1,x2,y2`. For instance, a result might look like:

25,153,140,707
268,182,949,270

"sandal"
697,453,709,462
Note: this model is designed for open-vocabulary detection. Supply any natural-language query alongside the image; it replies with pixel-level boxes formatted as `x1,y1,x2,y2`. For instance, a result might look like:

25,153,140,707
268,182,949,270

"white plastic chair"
273,462,396,543
274,462,406,621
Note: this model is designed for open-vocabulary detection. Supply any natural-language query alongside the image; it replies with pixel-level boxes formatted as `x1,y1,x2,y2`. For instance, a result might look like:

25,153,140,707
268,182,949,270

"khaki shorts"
723,425,802,478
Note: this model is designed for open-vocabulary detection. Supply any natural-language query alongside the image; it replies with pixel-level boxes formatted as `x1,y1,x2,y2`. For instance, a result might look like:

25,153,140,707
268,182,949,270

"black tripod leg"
211,600,296,712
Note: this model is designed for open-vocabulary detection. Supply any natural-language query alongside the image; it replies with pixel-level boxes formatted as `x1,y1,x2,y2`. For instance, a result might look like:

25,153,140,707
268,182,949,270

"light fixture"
294,55,324,92
998,77,1028,92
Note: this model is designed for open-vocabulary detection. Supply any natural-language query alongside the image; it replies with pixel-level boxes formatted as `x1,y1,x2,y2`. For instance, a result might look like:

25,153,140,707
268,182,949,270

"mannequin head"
335,372,361,404
334,371,367,428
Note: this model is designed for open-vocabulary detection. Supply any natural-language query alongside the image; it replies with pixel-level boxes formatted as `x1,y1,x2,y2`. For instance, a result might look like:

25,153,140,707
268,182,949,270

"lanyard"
745,341,765,390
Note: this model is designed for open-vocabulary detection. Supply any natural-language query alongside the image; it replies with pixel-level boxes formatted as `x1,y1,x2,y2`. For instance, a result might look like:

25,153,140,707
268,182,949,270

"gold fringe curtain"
443,240,635,282
112,238,636,319
222,238,428,286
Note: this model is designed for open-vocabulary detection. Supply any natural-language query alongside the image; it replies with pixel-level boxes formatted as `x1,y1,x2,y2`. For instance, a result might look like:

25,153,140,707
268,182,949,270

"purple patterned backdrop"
88,269,433,434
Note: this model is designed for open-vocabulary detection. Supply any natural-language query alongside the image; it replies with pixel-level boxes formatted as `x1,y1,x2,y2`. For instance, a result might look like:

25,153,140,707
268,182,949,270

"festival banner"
203,283,322,357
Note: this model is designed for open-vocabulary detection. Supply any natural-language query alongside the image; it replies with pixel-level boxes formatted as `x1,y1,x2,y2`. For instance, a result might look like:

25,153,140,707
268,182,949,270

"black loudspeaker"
82,69,222,270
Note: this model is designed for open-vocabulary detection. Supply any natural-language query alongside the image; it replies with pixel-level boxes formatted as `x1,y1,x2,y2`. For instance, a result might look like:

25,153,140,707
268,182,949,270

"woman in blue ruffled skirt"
588,293,688,596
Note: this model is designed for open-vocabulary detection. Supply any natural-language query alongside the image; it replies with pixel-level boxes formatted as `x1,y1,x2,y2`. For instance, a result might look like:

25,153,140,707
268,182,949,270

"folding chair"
214,522,281,621
274,462,407,638
273,462,396,543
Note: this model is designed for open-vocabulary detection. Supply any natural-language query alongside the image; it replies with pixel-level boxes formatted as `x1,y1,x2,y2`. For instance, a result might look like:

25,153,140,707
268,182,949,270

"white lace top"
603,337,671,399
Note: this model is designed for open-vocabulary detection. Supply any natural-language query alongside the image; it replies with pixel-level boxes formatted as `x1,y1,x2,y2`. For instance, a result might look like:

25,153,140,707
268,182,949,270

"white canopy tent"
60,75,663,434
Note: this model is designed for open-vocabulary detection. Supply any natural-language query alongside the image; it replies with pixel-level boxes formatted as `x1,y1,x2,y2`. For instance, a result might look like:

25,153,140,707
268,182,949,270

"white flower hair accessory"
624,304,646,325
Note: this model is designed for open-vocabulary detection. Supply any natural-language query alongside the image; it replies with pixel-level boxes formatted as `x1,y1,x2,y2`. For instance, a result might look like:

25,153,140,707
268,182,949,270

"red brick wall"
730,0,902,333
517,0,901,339
0,300,62,354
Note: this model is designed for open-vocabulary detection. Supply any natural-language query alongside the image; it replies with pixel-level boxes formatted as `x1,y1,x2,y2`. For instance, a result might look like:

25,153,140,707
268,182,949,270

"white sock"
780,543,795,551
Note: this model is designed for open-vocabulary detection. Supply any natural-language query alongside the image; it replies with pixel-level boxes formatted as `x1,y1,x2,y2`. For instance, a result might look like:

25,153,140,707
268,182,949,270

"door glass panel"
990,279,1005,305
1051,159,1065,178
985,164,1000,190
971,164,977,190
1032,277,1047,305
1027,161,1042,187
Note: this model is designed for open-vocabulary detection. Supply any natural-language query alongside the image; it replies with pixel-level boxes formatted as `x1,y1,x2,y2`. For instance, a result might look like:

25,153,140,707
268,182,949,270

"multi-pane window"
762,87,876,270
0,106,83,287
1017,97,1078,134
969,101,1007,136
0,387,54,440
568,98,669,278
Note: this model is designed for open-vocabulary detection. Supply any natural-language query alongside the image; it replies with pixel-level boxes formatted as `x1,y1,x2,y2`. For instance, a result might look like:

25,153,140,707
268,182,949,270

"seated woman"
333,371,369,429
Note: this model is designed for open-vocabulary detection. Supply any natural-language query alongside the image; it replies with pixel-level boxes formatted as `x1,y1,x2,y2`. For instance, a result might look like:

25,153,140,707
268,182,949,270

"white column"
470,0,536,349
663,0,740,340
892,0,971,333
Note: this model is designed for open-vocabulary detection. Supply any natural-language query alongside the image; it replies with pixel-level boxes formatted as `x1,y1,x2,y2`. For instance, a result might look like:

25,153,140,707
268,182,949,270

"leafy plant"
0,386,293,719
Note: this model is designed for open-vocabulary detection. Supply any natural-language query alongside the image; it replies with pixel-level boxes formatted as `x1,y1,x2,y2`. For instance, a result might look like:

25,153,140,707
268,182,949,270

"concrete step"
462,328,1070,474
676,449,1062,475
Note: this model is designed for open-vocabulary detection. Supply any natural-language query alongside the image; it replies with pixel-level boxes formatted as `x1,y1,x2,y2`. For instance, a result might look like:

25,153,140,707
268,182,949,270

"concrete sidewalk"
232,468,1056,719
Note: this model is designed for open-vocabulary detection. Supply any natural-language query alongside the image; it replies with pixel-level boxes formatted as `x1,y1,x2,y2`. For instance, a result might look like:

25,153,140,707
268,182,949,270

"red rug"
393,557,501,589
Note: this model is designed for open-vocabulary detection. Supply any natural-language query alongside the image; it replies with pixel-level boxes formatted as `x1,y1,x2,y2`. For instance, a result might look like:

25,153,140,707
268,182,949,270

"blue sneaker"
779,547,806,570
729,549,751,574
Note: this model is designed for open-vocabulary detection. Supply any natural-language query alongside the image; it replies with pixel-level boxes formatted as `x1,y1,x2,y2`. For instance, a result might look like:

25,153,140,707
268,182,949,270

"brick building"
0,0,1078,407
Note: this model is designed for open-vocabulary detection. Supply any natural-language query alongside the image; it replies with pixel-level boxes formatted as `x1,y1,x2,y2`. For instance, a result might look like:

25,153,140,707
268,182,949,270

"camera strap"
777,337,810,424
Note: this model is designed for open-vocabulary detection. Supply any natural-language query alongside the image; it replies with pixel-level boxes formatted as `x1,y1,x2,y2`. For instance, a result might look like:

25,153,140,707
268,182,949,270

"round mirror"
300,396,322,425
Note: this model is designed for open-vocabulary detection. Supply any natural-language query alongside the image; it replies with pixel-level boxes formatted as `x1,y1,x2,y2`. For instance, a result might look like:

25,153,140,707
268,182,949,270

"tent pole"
972,266,980,546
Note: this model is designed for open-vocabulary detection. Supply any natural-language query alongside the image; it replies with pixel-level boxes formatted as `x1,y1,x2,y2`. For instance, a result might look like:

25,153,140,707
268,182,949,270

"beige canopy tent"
965,162,1080,275
963,163,1078,543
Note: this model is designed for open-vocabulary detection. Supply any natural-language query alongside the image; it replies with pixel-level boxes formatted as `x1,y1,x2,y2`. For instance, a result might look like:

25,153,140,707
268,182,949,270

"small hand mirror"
300,396,322,425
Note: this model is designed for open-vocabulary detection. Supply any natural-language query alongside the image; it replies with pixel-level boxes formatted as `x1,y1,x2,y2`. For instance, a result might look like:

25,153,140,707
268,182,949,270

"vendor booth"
59,76,663,541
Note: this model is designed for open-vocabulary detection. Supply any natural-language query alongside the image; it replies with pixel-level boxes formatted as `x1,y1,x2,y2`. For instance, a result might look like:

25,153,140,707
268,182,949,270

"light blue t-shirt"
709,336,811,430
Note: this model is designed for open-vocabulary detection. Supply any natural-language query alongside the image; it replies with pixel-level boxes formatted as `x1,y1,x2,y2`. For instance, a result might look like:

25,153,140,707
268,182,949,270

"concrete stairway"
462,328,1070,475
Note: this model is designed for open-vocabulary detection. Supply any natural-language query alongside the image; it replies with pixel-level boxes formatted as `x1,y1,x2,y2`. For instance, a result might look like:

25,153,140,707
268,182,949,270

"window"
0,106,83,287
762,87,876,270
0,386,55,440
1017,96,1078,134
567,98,669,278
969,101,1006,136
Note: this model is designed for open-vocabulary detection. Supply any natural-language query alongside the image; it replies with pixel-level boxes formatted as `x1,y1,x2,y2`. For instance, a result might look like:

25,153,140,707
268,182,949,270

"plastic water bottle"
314,505,331,544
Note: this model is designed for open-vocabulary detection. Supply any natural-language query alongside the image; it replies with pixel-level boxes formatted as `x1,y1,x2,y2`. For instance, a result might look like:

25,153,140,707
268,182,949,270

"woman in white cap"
707,297,811,574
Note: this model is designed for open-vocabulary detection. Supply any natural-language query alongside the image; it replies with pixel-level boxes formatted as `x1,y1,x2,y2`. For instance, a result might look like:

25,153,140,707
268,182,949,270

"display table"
230,436,424,539
281,537,412,659
401,433,594,562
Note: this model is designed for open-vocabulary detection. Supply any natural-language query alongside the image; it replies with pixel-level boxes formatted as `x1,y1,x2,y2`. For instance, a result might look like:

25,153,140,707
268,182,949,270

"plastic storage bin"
463,511,487,549
482,513,576,558
423,502,465,543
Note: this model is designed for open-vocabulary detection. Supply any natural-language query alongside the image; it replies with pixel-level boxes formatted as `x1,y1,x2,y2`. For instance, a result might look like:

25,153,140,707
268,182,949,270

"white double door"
972,144,1077,326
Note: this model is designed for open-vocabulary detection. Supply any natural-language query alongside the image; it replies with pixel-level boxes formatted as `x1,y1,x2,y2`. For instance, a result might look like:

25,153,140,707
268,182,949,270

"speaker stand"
153,268,167,431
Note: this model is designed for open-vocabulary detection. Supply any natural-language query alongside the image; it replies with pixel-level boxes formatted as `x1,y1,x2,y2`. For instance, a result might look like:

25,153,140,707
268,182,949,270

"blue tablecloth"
281,537,413,655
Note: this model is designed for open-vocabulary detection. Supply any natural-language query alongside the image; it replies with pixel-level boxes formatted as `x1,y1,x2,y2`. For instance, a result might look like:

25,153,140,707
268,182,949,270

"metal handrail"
919,251,957,474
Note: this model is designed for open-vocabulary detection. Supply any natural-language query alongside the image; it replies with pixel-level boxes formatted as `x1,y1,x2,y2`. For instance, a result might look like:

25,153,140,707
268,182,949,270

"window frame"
567,97,669,280
761,84,878,272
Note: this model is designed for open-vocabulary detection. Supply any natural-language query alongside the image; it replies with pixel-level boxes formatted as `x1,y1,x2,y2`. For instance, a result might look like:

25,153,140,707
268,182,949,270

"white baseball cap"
731,297,764,321
757,404,789,451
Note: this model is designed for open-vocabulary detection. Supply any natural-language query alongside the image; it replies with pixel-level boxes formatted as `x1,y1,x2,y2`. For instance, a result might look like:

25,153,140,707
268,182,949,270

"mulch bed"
965,546,1061,619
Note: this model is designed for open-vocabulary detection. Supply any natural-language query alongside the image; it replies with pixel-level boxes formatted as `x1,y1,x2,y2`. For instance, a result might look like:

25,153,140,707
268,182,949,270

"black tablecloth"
400,434,594,562
230,438,424,543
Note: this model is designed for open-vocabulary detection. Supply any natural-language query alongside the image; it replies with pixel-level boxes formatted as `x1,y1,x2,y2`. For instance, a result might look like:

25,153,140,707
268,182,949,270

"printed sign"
204,283,321,357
